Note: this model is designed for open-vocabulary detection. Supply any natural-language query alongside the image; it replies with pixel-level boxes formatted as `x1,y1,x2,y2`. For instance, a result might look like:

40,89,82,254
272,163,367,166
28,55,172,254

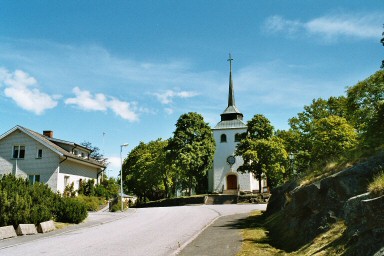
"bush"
56,197,88,224
76,195,105,211
0,174,88,226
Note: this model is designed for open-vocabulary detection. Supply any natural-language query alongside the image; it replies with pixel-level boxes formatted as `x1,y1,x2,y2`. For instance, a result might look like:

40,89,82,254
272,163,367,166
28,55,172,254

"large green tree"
167,112,215,196
236,114,287,191
346,70,384,138
311,115,357,163
123,139,169,202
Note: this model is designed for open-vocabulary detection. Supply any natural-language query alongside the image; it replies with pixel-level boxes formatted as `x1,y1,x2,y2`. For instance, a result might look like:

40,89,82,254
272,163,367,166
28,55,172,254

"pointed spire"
220,53,244,122
227,53,235,107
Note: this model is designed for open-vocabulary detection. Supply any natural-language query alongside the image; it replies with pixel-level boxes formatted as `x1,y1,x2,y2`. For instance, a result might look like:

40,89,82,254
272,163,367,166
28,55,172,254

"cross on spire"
227,53,233,73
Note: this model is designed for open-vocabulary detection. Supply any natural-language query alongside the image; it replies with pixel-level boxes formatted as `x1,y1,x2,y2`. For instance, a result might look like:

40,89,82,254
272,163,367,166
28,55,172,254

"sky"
1,1,383,177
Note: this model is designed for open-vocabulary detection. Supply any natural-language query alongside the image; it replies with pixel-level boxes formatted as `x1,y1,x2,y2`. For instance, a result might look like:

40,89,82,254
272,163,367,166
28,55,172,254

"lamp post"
120,143,128,211
289,152,295,176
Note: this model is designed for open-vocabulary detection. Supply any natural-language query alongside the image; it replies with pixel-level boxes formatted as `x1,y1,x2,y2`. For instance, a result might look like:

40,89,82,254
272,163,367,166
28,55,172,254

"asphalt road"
0,204,266,256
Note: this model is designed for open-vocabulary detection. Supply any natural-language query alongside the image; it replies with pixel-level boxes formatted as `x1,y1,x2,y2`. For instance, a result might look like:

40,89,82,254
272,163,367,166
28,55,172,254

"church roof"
213,119,246,130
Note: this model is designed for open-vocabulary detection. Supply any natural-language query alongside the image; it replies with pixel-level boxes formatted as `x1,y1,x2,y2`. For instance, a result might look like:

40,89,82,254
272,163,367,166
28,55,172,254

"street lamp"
120,143,128,211
289,152,295,176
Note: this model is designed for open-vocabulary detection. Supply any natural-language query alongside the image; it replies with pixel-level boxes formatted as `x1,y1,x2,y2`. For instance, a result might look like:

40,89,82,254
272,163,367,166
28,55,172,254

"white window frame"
13,145,25,159
36,149,43,159
29,174,40,185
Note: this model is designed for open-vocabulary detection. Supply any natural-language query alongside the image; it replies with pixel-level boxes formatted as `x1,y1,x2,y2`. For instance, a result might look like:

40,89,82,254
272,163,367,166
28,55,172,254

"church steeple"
228,54,235,107
220,54,243,122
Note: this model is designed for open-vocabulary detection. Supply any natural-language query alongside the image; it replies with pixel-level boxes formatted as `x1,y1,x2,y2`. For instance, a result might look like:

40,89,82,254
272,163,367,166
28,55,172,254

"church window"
220,134,227,143
234,133,242,142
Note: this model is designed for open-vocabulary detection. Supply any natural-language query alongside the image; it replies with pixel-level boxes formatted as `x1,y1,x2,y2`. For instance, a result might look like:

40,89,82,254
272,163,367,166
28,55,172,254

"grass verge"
237,211,348,256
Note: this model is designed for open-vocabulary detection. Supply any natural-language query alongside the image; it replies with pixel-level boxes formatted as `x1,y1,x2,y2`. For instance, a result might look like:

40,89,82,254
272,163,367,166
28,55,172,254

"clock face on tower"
227,155,236,165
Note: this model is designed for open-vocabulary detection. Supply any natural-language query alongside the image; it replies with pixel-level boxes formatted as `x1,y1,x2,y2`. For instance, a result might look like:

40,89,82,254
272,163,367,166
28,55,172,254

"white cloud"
263,12,383,41
1,69,58,115
65,87,139,122
65,87,108,111
153,89,199,104
108,98,139,121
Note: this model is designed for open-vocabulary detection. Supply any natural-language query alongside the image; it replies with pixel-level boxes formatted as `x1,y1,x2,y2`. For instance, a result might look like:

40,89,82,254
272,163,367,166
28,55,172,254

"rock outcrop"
265,154,384,255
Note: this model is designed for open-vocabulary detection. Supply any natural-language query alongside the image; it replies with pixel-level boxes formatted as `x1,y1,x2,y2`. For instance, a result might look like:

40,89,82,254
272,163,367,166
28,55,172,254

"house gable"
0,125,106,193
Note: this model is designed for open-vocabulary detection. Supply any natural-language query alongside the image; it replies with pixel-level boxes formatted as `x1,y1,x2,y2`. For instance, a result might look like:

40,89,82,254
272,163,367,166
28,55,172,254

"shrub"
56,197,88,224
76,195,105,211
78,179,95,196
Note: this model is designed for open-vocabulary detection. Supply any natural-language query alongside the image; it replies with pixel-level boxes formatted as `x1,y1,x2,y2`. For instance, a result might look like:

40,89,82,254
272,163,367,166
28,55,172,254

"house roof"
0,125,106,168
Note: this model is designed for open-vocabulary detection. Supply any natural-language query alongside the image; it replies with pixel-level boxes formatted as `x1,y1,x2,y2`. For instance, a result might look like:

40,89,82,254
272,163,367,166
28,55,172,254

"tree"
236,114,287,191
80,141,105,161
346,70,384,135
123,139,169,202
311,115,357,163
167,112,215,196
287,96,353,169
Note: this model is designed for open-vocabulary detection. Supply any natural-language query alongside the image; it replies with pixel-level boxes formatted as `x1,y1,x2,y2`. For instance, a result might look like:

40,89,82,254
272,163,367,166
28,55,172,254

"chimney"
43,130,53,138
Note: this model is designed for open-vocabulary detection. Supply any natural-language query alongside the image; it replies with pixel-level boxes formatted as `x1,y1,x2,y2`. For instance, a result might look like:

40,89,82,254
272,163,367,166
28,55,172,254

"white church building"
208,56,264,194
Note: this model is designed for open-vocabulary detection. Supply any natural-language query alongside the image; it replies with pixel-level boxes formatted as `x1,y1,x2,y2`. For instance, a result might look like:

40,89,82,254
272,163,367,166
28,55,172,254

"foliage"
80,141,105,161
284,95,358,173
368,171,384,196
78,179,95,196
236,114,288,190
123,139,170,202
63,182,76,197
346,70,384,135
0,174,61,226
0,174,88,226
167,112,215,196
247,114,274,140
311,115,357,163
76,195,105,211
55,197,88,224
94,177,119,200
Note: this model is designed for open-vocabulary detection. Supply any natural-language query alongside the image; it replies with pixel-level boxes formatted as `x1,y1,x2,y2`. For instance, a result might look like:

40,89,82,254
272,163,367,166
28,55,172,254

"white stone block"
0,225,17,240
37,220,56,233
16,224,37,236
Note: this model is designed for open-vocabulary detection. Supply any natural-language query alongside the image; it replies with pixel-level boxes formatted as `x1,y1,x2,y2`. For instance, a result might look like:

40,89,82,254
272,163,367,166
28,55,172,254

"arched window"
220,134,227,143
234,133,242,142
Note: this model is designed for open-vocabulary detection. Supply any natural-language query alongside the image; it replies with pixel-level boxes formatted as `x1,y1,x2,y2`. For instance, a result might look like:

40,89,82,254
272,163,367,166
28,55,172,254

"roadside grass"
368,171,384,196
54,222,72,230
237,211,348,256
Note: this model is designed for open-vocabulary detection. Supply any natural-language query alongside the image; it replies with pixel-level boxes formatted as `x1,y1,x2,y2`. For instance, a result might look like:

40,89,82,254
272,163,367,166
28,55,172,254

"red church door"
227,175,237,190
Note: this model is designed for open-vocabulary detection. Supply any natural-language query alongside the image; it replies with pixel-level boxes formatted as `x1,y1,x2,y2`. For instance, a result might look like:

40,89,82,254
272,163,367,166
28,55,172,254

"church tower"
208,54,259,193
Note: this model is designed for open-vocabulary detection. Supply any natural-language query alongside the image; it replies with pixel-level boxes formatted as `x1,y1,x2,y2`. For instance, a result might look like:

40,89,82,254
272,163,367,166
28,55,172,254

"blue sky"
1,1,383,177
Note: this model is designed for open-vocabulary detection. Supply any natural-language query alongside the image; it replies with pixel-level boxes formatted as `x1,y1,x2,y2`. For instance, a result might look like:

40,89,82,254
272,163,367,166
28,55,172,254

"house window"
220,134,227,143
74,150,78,156
37,149,43,158
13,145,25,159
81,152,85,158
64,175,70,187
28,175,40,185
235,133,242,142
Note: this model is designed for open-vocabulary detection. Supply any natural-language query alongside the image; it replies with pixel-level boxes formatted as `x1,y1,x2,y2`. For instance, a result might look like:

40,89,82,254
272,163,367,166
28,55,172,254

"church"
208,55,265,194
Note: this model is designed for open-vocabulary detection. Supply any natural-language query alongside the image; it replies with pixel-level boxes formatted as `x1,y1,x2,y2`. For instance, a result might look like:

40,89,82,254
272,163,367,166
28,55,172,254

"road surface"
0,204,266,256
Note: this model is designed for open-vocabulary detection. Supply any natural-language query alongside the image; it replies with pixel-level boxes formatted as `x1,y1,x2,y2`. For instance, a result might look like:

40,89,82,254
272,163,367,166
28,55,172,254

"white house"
208,56,265,194
0,125,106,193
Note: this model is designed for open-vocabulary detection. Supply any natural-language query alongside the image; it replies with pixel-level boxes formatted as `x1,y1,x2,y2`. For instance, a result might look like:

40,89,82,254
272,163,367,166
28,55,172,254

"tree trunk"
189,176,193,196
258,173,262,194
